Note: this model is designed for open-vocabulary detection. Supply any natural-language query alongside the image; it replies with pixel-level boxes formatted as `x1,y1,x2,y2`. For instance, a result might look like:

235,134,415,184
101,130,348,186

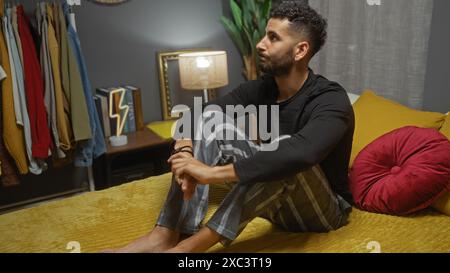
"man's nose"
256,39,265,52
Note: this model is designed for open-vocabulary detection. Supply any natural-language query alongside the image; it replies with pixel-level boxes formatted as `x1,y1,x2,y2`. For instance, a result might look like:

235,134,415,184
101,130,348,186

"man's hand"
167,151,197,200
168,153,218,185
168,152,239,191
178,173,197,201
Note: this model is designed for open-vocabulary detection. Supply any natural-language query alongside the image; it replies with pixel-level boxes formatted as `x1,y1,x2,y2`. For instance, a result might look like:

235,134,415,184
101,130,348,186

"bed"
0,172,449,253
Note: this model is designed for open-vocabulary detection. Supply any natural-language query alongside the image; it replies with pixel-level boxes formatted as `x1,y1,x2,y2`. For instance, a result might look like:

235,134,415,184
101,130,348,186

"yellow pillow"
440,114,450,136
433,114,450,216
350,90,446,167
147,120,177,140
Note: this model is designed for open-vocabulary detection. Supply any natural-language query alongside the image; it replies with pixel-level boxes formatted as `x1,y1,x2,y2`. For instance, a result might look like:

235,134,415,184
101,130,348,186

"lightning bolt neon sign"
109,88,130,137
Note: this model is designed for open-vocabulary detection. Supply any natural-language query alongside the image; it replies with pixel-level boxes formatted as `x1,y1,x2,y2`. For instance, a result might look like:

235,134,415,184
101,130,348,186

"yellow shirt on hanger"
0,0,29,175
47,3,74,151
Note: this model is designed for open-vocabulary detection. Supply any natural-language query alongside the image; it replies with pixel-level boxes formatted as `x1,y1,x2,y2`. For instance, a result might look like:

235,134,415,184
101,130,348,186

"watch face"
88,0,130,5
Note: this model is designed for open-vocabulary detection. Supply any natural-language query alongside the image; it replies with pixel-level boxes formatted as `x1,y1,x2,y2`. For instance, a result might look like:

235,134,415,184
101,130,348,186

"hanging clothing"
17,5,53,159
61,2,106,167
57,3,91,142
0,64,5,177
3,13,21,127
0,0,28,175
52,4,61,55
1,2,102,177
0,69,21,186
46,3,73,153
37,3,64,159
0,64,5,79
5,7,42,174
11,6,23,67
0,91,21,186
64,3,106,167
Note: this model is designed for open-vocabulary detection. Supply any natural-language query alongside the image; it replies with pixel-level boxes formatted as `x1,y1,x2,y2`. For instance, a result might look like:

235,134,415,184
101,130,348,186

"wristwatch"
171,145,194,157
170,140,194,157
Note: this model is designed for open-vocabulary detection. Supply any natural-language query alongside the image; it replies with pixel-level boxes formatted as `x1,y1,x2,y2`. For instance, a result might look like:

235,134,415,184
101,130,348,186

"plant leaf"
220,16,248,55
242,25,253,50
242,0,251,29
221,0,271,80
258,19,266,37
252,29,261,56
262,0,272,19
230,0,243,31
247,0,257,14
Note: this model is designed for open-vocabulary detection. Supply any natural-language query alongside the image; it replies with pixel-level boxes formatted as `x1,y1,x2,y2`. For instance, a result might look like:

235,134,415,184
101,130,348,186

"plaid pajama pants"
156,112,352,246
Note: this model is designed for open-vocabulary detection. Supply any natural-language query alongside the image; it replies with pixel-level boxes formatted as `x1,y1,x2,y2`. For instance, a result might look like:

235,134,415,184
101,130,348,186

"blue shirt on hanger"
63,2,106,167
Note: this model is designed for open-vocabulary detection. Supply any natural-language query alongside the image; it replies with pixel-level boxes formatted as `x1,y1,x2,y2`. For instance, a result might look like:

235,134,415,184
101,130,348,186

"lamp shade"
179,51,229,90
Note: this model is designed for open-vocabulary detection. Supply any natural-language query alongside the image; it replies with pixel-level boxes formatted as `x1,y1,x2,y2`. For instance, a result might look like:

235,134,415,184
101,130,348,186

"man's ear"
294,41,309,61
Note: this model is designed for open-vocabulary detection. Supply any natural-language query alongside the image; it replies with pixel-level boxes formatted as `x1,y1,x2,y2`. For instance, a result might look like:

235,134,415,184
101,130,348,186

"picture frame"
157,49,218,121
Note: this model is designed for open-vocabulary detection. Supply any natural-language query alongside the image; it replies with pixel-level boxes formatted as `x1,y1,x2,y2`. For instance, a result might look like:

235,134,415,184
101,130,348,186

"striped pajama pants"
156,113,352,246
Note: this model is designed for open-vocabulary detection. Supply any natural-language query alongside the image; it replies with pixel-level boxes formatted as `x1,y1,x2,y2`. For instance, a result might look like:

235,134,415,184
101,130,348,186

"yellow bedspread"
0,173,449,253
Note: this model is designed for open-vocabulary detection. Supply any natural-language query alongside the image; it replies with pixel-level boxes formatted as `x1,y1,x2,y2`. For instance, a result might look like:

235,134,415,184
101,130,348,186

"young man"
106,1,354,253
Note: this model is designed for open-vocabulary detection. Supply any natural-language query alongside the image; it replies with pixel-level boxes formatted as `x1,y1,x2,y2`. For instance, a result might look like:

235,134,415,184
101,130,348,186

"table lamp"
178,51,229,103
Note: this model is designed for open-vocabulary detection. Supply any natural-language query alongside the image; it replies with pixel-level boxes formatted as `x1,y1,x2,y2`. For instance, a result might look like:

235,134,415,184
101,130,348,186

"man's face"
256,18,302,77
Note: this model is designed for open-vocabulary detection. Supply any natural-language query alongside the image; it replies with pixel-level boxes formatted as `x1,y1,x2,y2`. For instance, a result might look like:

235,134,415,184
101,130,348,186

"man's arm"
169,153,238,185
169,141,238,201
233,90,354,185
213,164,239,184
169,81,258,198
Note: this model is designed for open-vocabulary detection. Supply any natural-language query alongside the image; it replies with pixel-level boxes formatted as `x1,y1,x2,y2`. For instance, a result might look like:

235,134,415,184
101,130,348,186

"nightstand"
93,128,172,190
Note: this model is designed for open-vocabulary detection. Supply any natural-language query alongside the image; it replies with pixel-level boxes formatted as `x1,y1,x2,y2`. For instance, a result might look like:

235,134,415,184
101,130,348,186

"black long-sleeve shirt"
196,68,355,203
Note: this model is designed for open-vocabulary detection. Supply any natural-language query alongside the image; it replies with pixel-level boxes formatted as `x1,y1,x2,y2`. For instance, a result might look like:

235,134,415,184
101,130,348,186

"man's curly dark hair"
270,1,328,58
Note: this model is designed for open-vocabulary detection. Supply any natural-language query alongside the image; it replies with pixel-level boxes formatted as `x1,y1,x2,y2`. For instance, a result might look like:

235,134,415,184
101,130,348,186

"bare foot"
164,246,185,253
102,226,180,253
163,227,221,253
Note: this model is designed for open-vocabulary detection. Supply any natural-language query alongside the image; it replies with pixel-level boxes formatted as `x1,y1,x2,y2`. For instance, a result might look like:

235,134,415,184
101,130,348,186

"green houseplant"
221,0,272,80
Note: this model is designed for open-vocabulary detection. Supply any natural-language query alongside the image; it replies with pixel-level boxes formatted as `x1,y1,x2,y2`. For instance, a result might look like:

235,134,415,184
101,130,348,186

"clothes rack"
0,0,97,213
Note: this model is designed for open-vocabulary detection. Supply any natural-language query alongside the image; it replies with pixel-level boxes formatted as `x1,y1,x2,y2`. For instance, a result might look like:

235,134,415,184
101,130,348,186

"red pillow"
349,126,450,215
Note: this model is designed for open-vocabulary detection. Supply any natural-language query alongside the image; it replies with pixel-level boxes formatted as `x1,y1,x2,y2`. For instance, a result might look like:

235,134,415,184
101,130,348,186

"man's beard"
259,51,295,77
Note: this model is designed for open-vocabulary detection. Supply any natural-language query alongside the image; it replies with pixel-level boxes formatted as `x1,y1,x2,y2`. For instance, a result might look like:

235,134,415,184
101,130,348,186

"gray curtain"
309,0,434,109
